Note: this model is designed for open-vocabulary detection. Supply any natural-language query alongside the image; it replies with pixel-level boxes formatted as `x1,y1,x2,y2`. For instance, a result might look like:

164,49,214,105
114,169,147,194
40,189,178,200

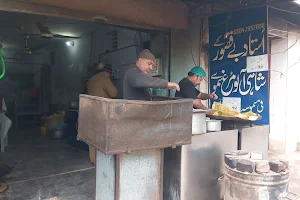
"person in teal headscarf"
175,66,218,110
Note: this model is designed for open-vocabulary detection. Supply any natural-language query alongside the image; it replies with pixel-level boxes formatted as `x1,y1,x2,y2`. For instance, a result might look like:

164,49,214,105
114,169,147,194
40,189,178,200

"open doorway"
0,10,170,200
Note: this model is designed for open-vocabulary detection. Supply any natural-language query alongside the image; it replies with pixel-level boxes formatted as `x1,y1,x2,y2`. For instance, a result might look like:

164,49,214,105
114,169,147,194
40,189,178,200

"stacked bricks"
224,150,289,174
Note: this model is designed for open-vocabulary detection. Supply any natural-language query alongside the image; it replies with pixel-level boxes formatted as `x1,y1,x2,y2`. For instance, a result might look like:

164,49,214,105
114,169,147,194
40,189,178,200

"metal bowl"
206,119,222,132
50,129,65,139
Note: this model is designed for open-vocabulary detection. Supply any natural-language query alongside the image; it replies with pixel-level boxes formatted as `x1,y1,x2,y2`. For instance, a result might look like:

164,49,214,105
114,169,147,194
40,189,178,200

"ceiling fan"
13,36,42,60
0,36,42,61
29,17,81,39
23,35,33,55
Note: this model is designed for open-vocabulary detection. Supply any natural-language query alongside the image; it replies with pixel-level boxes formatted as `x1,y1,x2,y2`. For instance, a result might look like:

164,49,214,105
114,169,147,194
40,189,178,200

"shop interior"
0,10,170,199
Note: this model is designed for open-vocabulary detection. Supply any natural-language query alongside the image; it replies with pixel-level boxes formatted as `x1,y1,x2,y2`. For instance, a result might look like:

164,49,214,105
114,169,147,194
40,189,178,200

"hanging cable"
269,6,300,15
0,46,6,80
188,30,197,66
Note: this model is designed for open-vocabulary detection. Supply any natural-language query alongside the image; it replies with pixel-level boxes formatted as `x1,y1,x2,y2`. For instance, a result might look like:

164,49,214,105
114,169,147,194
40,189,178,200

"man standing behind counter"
88,64,118,99
123,49,180,100
175,66,218,110
87,64,117,164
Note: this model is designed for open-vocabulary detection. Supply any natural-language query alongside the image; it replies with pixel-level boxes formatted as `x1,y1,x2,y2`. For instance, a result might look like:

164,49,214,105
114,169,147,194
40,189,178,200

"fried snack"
210,102,239,117
238,111,260,120
210,102,260,120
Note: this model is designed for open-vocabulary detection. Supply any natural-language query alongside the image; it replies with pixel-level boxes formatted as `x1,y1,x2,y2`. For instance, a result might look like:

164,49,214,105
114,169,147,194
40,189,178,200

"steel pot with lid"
206,119,222,132
192,109,213,134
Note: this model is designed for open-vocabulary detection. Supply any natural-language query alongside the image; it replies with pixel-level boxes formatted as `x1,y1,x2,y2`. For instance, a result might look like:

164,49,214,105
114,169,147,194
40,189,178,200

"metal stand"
96,151,115,200
96,149,163,200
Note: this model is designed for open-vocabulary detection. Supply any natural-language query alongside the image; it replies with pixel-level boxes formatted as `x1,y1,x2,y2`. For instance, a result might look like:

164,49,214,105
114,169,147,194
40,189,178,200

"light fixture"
66,41,74,46
294,0,300,5
41,32,53,39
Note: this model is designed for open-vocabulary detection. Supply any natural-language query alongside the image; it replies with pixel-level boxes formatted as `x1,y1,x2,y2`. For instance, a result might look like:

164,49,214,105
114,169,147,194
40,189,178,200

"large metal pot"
70,102,79,108
224,165,289,200
192,112,206,134
192,109,212,134
206,119,222,132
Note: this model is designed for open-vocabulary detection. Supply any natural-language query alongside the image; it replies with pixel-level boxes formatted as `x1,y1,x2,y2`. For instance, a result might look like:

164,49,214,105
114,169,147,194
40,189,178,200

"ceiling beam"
6,0,188,29
0,0,172,31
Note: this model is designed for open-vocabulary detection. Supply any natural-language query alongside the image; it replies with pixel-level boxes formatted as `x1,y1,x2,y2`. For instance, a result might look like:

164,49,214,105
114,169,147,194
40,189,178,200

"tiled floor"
1,127,299,200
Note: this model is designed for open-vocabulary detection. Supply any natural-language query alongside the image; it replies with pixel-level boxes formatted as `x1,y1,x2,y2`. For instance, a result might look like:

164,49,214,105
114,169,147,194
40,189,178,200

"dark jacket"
123,66,168,101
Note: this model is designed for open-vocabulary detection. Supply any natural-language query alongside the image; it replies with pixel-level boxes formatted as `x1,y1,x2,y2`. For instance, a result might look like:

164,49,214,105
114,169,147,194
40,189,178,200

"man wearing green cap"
175,66,218,110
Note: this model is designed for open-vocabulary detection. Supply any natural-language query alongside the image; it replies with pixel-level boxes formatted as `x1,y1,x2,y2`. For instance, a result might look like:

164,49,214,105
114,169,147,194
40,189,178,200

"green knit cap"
190,66,206,77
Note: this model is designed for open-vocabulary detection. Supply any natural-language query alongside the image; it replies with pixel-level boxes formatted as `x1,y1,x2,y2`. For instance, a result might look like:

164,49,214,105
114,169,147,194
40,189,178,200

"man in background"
175,66,218,110
88,64,118,99
0,96,12,193
87,64,118,164
0,97,11,152
123,49,179,100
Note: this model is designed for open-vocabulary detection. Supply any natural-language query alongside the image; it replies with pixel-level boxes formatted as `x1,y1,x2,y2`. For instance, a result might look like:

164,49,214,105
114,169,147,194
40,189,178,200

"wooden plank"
160,149,164,200
11,0,188,29
0,0,169,31
115,155,121,200
95,151,115,200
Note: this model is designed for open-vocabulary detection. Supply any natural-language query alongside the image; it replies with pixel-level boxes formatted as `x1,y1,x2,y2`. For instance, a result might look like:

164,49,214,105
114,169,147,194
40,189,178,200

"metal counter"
220,118,269,159
163,129,238,200
239,125,269,159
78,94,193,155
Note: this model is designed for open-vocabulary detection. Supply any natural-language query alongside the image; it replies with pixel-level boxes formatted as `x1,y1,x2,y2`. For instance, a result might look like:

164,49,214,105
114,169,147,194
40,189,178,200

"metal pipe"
5,62,43,66
167,33,171,97
138,31,144,50
89,31,94,65
3,57,15,60
199,16,203,67
190,0,295,17
98,44,138,62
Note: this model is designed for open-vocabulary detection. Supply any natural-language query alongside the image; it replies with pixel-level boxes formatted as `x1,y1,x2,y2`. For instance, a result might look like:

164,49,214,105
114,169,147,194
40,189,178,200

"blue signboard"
209,7,269,124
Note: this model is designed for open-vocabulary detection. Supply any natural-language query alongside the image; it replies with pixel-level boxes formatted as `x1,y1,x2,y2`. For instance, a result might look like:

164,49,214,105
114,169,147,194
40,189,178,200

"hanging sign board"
209,7,269,124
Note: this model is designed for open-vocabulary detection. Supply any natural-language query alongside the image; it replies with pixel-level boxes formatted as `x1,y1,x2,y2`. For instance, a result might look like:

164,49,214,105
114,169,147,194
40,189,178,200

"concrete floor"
1,128,300,200
0,128,95,200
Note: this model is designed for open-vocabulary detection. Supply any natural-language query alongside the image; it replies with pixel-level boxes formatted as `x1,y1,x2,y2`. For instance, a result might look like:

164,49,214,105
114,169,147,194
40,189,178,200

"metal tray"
206,114,261,122
193,109,213,114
